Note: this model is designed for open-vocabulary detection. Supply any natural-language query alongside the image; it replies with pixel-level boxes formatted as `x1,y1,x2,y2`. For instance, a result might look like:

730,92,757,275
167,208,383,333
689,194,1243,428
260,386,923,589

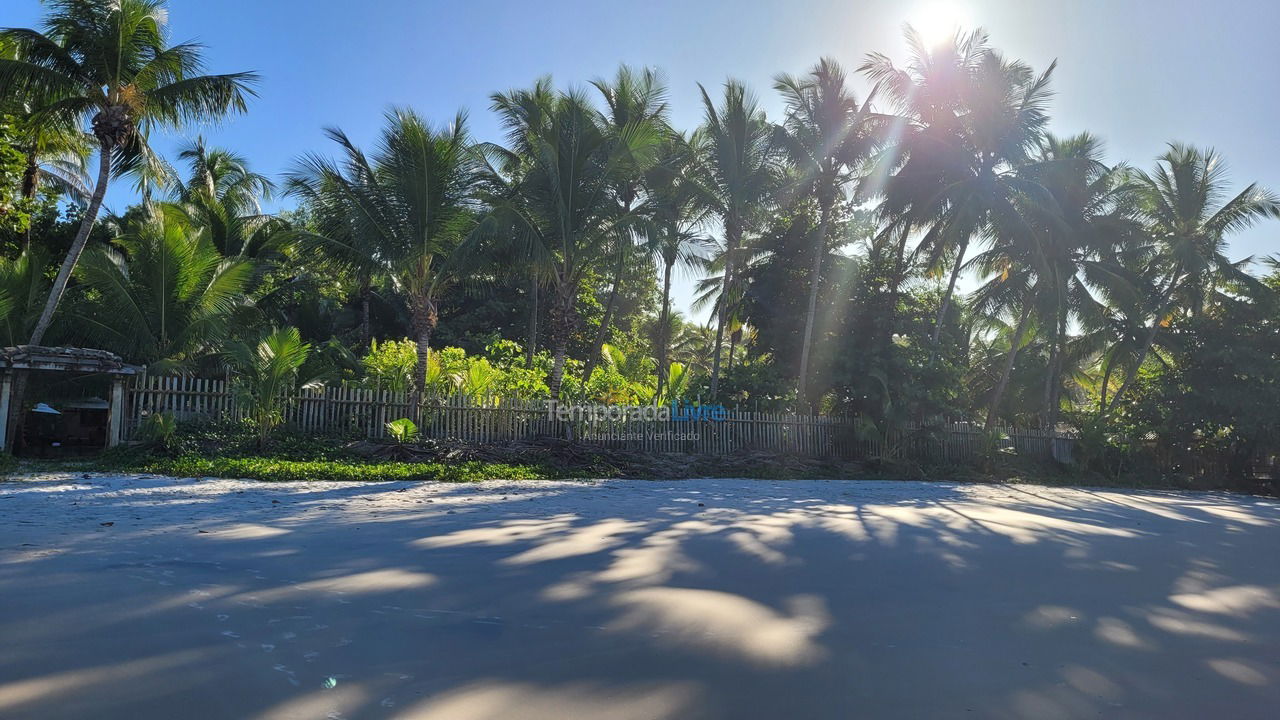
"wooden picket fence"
125,374,1075,462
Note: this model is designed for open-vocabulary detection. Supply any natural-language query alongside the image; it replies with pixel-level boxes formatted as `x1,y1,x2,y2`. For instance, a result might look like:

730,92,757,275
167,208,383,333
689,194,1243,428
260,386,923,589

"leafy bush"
359,340,551,400
362,338,419,392
160,419,362,461
138,412,178,450
225,326,313,446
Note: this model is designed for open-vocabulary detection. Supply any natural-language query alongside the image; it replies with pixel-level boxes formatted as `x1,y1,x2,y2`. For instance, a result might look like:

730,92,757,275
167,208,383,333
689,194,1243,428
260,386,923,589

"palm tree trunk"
656,257,674,400
359,279,372,347
414,329,432,396
1045,311,1067,430
7,143,40,444
28,141,112,347
984,303,1033,432
1041,307,1061,428
4,371,30,451
879,224,914,354
20,150,38,200
727,329,739,374
1097,351,1116,418
709,303,729,400
408,293,438,422
526,274,539,367
21,149,39,253
929,238,969,355
582,246,628,382
547,288,575,400
709,220,740,400
888,225,912,298
796,210,829,407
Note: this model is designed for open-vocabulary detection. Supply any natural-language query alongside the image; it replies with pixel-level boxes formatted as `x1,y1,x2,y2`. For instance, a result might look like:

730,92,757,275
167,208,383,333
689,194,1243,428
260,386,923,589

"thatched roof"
0,346,143,375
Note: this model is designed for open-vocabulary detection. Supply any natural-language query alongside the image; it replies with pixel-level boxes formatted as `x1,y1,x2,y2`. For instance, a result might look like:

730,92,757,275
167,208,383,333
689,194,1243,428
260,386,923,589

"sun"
907,1,973,48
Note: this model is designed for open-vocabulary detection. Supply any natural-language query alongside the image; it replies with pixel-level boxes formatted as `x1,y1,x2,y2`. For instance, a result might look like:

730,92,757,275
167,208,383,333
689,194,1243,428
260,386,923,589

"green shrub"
362,338,419,392
225,326,312,447
138,412,178,450
142,456,547,483
162,419,362,461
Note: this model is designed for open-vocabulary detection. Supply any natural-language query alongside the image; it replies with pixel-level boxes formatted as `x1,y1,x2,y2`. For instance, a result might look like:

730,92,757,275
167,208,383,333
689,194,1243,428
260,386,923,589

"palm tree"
659,360,693,402
693,80,780,399
478,80,657,399
10,109,91,205
1086,266,1158,417
72,210,255,371
168,137,285,259
0,34,92,239
859,28,988,301
285,151,381,346
643,135,710,397
1102,144,1280,417
967,262,1038,431
580,65,668,382
774,57,882,405
287,108,481,407
0,0,257,346
1016,133,1142,428
692,230,767,381
599,342,656,385
862,28,1055,354
670,320,718,376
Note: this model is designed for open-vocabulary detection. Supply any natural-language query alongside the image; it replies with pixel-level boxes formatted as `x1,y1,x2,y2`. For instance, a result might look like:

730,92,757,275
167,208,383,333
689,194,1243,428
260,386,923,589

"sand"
2,473,1279,719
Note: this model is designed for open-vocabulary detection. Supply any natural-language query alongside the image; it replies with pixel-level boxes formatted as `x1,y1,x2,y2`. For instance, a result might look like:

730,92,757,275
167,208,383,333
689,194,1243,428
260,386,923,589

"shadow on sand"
2,474,1280,719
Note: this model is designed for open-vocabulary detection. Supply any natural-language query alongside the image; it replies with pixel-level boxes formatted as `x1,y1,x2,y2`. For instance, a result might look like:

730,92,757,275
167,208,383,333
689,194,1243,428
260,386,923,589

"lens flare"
907,1,973,48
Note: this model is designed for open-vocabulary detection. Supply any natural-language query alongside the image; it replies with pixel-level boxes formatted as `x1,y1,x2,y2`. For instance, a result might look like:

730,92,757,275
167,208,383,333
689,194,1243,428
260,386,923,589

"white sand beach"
2,474,1280,719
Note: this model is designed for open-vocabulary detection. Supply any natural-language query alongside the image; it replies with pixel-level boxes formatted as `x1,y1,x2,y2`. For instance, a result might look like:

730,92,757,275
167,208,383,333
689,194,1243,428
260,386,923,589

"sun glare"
907,1,973,48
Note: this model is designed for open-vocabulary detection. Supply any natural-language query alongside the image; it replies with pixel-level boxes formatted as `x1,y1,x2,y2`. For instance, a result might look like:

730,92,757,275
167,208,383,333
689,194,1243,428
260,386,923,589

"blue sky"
7,0,1280,320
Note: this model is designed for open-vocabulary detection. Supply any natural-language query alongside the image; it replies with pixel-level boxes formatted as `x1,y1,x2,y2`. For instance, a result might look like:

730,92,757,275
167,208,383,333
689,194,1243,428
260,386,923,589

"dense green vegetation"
3,1,1280,486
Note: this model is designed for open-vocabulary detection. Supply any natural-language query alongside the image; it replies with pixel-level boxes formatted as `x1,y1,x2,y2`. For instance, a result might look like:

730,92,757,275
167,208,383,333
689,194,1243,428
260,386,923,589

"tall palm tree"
693,80,780,399
643,135,710,397
285,152,381,346
0,34,91,235
862,28,1055,354
287,108,481,406
1016,133,1142,428
773,57,882,405
168,137,285,259
0,0,257,346
1102,144,1280,417
580,65,668,382
479,80,657,399
859,28,989,301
